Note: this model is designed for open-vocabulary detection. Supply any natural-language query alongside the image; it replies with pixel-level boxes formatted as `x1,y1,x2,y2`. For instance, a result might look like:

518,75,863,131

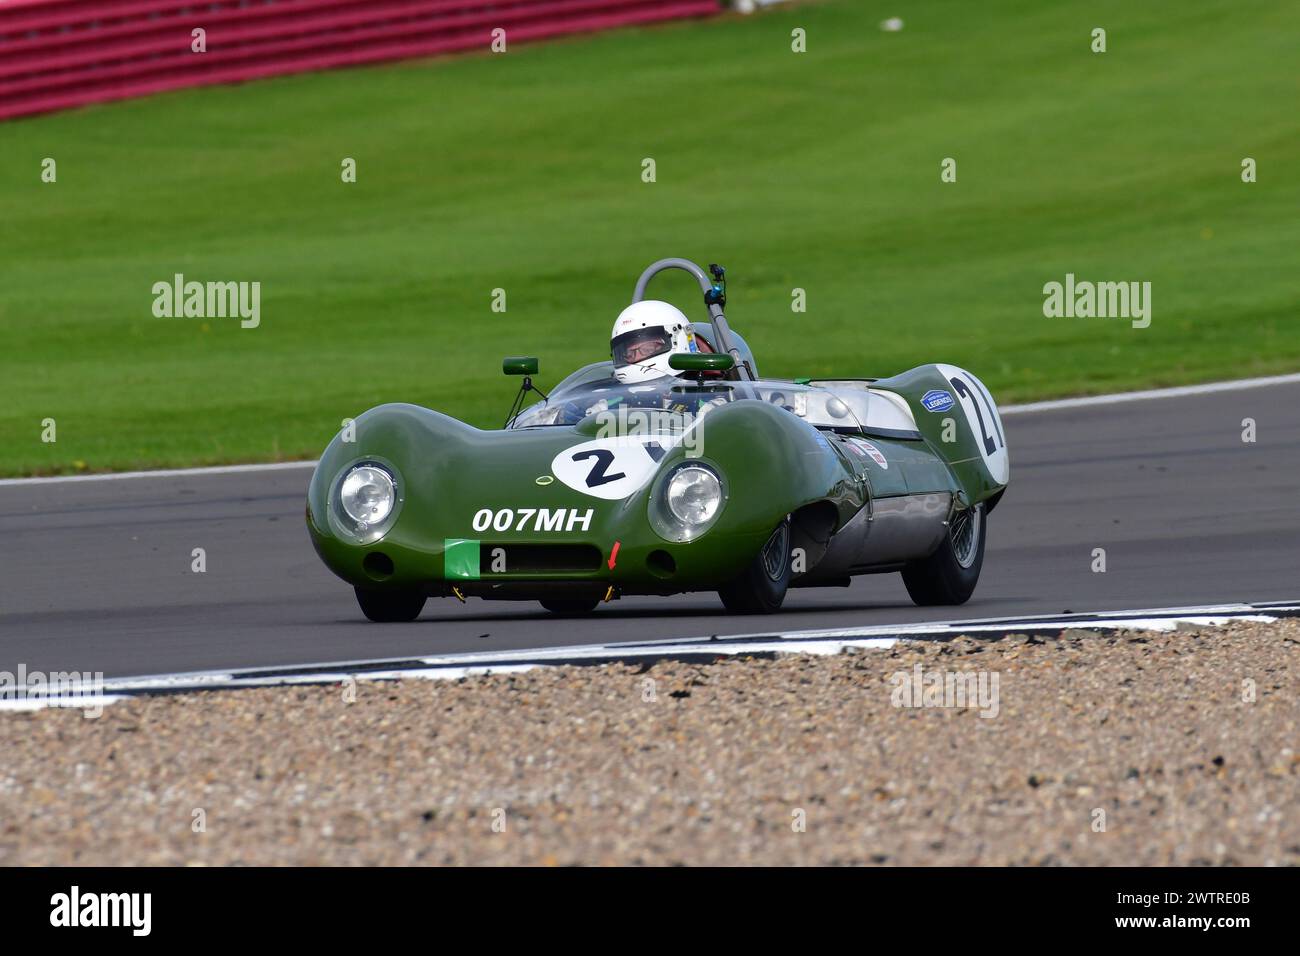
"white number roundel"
551,436,671,500
934,363,1009,486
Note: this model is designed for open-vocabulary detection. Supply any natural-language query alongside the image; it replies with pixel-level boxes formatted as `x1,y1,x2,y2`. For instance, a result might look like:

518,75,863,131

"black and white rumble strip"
3,602,1296,711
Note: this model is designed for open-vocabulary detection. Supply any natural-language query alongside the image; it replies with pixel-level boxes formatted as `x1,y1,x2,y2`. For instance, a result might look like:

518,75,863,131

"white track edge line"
0,459,317,486
5,606,1288,709
998,372,1300,415
4,373,1299,486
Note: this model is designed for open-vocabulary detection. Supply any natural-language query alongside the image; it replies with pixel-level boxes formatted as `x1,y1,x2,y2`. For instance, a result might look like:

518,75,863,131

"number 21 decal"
935,364,1010,485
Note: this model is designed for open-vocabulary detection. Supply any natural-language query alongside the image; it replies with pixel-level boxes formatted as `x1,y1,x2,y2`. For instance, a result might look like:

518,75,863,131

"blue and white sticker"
921,389,955,413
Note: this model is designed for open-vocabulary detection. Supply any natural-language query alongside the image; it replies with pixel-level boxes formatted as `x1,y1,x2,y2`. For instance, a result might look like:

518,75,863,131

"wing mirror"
503,356,539,376
502,357,546,428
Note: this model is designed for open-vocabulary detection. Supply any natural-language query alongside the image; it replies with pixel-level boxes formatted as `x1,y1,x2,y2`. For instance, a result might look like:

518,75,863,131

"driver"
610,300,702,384
525,301,725,426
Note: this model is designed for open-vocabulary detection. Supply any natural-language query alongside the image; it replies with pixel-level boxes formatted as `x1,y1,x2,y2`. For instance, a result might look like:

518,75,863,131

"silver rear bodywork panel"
800,492,953,581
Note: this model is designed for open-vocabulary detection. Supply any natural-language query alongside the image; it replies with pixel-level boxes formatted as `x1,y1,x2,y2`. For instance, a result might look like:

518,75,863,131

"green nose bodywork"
308,397,870,596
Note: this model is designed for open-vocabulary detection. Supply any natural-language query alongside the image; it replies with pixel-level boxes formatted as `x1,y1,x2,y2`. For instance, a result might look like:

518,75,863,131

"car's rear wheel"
355,587,426,622
718,519,792,613
539,597,600,615
901,503,985,606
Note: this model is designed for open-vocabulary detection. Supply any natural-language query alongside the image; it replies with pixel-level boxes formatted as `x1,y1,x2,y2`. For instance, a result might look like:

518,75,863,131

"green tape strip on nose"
443,538,480,580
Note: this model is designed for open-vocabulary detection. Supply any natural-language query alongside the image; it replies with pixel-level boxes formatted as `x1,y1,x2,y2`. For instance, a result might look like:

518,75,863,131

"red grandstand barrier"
0,0,719,121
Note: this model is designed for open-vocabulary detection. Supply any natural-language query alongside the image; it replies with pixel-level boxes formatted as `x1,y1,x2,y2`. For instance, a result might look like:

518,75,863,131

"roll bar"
632,258,753,380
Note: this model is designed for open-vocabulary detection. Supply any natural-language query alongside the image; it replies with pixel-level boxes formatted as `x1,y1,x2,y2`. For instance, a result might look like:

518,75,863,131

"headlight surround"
328,459,402,543
649,460,727,543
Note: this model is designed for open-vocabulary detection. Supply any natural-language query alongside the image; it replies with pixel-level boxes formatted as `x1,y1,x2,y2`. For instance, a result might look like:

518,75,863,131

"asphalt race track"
3,380,1297,679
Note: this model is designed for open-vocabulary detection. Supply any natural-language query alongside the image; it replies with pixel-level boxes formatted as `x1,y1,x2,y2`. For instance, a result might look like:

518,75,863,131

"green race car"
307,258,1009,621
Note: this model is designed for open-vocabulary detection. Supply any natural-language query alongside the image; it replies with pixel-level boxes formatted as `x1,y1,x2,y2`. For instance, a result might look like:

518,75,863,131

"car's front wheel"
718,519,792,613
901,503,985,606
355,587,426,622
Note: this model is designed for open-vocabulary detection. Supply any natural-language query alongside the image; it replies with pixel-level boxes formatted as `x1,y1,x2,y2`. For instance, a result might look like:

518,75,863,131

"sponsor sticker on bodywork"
843,437,889,469
921,389,955,413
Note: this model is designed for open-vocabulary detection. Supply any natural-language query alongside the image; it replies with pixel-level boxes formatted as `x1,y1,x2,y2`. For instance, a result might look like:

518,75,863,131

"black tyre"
718,519,792,613
901,503,985,606
539,597,600,615
355,587,426,622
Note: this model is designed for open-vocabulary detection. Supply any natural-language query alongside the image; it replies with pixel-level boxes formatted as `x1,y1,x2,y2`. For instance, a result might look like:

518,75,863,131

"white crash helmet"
610,300,698,384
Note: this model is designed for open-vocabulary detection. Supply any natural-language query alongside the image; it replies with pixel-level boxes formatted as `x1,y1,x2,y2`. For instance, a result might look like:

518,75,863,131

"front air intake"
479,544,603,574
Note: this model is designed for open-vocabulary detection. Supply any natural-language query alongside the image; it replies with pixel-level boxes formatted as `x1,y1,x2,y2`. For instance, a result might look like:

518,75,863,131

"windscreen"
510,375,864,432
510,377,733,428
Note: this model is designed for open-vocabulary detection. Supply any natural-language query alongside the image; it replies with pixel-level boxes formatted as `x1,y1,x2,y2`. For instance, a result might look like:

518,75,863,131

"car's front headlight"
650,461,726,542
329,460,402,543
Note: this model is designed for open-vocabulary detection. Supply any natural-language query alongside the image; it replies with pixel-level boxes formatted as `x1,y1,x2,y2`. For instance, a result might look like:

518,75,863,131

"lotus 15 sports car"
307,258,1010,621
